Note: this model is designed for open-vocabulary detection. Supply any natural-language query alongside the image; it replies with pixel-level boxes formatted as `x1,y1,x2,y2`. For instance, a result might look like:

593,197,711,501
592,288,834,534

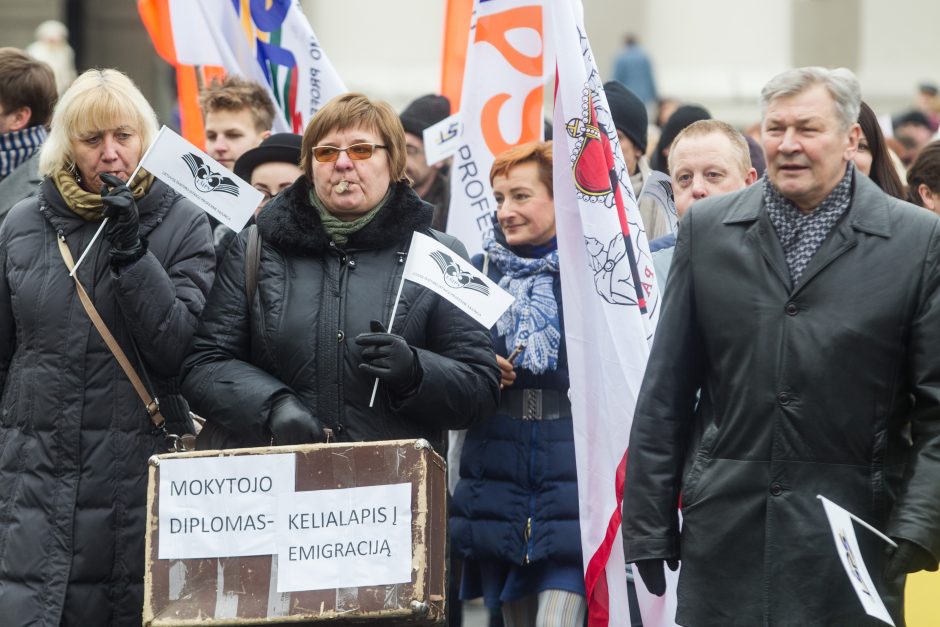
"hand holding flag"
68,126,262,276
368,232,513,407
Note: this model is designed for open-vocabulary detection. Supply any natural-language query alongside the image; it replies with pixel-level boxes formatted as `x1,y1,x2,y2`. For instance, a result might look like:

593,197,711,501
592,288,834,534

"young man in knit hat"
400,94,451,231
0,48,56,225
605,80,677,241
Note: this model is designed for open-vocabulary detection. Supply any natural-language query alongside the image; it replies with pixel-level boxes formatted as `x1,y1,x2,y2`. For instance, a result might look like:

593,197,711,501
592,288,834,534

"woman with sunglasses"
182,93,499,455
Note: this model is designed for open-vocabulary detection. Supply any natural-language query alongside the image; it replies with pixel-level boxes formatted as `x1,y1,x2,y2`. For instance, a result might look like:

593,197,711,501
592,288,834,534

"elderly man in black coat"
622,66,940,626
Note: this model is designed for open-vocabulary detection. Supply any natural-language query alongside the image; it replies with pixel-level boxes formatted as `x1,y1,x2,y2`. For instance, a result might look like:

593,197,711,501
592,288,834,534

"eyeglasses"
312,143,387,163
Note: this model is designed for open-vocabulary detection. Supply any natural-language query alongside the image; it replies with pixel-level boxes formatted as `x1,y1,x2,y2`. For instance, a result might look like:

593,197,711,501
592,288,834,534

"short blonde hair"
39,69,158,177
668,119,752,177
300,93,407,184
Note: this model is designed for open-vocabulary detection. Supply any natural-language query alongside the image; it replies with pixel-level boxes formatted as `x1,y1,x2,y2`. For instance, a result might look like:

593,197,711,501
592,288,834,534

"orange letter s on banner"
475,5,544,156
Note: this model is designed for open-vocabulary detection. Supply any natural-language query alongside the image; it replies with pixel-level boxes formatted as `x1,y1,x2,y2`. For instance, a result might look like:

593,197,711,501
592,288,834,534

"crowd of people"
0,33,939,627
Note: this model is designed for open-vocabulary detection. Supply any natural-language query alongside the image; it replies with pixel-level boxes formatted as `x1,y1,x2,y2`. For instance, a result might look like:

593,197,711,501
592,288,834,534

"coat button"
777,392,791,405
348,259,356,268
770,483,784,496
337,330,345,342
785,302,798,316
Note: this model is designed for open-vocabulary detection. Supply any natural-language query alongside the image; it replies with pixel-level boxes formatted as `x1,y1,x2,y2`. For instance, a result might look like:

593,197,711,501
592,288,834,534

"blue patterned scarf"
484,236,561,374
0,126,46,180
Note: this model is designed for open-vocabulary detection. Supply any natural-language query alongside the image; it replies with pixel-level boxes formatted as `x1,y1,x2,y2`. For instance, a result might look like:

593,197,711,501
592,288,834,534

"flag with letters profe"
139,126,263,232
403,232,513,329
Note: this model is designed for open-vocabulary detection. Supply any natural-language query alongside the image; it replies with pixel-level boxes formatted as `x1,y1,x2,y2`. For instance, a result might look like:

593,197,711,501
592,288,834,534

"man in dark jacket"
0,47,56,224
400,94,452,231
622,66,940,626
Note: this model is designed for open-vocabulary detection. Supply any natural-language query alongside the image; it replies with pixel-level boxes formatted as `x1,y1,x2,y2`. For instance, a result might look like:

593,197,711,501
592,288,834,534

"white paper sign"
275,483,413,592
818,495,895,626
422,113,463,165
403,231,514,329
139,125,263,232
158,454,295,559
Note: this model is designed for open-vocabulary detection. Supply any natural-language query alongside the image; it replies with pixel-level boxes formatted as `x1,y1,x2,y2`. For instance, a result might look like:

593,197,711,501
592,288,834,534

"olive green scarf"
309,187,392,246
52,168,154,221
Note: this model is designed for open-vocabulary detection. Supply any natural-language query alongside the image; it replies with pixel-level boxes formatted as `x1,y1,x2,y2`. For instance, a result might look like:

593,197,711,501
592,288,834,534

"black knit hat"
604,80,648,154
400,94,451,137
651,104,712,173
234,133,302,181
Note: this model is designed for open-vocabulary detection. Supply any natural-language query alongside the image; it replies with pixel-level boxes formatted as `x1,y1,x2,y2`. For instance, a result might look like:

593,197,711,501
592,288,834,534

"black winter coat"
181,178,500,452
623,174,940,626
0,177,215,626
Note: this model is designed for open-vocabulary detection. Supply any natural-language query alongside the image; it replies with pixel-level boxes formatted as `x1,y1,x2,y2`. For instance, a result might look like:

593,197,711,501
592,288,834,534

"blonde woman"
0,69,214,624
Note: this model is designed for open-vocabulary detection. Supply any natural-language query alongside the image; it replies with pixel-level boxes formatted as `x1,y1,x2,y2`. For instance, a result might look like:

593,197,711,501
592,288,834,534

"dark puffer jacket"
181,178,500,452
0,177,215,626
450,251,582,567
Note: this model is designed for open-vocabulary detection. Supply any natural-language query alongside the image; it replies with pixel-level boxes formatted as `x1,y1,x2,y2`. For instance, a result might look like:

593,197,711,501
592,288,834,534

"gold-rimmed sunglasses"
312,143,387,163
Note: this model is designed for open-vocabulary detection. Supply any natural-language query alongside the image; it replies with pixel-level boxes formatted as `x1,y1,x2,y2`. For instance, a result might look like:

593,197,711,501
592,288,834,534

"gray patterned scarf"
764,165,854,286
0,126,46,180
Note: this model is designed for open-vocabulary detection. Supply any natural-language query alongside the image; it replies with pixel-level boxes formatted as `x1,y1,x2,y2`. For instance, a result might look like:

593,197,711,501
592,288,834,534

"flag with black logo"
402,232,513,329
138,126,263,232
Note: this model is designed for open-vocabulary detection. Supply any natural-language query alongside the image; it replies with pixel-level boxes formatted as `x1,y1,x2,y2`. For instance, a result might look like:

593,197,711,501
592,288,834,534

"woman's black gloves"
356,320,422,394
100,172,147,266
269,394,325,445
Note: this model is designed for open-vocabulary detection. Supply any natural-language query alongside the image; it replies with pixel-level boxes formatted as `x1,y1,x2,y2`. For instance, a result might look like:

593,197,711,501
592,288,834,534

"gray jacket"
0,152,42,225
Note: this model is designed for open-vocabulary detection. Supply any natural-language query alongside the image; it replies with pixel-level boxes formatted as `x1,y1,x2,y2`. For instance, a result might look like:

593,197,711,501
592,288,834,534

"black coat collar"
256,177,433,255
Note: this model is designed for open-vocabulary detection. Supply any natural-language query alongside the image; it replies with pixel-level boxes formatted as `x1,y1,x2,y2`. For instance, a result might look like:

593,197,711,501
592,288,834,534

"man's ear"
6,106,32,132
745,168,758,186
919,183,937,211
844,122,862,160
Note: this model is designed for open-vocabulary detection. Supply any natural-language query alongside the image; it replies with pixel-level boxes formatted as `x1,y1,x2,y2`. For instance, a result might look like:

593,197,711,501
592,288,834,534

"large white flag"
140,126,263,232
447,0,545,254
547,0,674,625
142,0,346,134
401,232,513,329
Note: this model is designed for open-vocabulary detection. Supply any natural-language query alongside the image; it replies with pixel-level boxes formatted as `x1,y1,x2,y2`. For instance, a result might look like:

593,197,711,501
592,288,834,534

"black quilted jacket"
181,177,499,453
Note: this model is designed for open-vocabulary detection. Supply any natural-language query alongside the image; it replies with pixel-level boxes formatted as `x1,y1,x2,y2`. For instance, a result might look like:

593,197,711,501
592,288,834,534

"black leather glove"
884,539,937,580
634,558,679,596
268,394,325,445
100,172,146,265
355,320,421,393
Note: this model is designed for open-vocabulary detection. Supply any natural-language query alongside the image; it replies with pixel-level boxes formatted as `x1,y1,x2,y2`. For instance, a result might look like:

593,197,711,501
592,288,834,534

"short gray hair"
760,67,861,131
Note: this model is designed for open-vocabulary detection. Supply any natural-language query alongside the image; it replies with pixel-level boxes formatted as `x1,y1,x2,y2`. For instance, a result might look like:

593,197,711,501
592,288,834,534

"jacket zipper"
522,421,539,564
522,516,532,564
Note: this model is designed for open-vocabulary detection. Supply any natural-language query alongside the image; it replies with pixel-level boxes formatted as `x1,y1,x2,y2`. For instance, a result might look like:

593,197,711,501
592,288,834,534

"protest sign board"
144,440,446,625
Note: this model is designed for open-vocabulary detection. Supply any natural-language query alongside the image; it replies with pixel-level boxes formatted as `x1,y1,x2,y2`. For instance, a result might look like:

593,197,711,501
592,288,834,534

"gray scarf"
309,187,391,245
764,165,854,286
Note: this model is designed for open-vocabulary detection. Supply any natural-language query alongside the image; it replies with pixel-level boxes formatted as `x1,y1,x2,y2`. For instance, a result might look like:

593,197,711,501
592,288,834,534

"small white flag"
818,495,896,626
422,113,463,166
403,232,513,329
139,126,263,232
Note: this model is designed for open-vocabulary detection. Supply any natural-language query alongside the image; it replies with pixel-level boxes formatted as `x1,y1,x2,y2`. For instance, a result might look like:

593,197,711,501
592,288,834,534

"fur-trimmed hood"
256,177,434,255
